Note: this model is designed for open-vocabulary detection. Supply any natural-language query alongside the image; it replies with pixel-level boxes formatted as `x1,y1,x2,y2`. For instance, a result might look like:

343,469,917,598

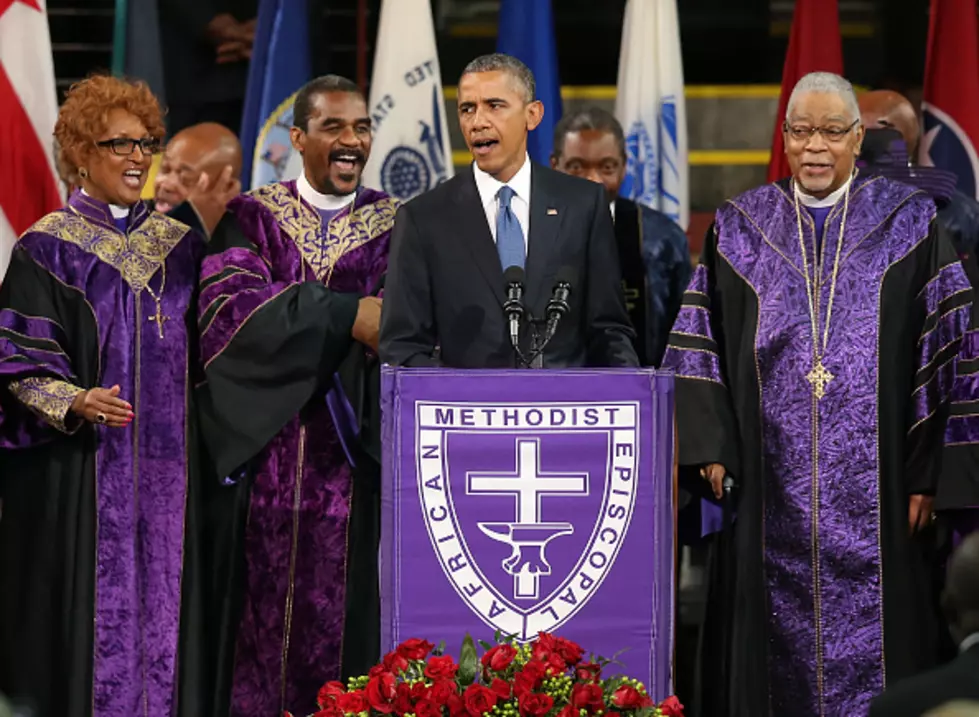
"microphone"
544,267,576,341
503,265,526,355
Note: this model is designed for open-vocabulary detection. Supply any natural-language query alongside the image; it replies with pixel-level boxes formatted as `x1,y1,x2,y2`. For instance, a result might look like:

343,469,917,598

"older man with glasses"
664,71,974,717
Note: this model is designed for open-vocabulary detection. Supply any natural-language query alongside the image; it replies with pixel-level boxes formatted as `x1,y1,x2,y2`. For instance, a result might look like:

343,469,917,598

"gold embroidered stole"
249,183,397,282
31,210,189,291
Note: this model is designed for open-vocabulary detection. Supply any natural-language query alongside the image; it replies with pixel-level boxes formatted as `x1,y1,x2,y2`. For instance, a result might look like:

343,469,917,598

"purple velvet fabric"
0,190,203,717
665,266,725,385
665,175,971,716
199,181,393,717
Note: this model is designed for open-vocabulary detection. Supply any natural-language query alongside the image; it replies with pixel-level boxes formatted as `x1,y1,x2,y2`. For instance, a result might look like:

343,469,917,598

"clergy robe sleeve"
0,245,96,447
379,204,441,367
662,224,741,483
938,248,979,508
643,210,693,366
197,206,361,479
584,184,640,367
906,220,973,495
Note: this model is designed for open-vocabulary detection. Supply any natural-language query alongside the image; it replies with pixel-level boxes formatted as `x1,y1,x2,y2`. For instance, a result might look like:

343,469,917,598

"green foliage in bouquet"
291,632,683,717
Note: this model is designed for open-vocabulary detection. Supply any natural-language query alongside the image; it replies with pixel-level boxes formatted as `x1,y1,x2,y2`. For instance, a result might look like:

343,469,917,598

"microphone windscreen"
503,265,526,285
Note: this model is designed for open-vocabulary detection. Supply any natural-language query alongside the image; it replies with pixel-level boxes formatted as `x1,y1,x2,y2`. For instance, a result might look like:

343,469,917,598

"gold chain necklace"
792,176,851,399
69,206,170,339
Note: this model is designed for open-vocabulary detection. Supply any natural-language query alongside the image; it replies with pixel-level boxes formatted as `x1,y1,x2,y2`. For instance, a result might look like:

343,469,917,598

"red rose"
611,686,652,710
447,693,467,717
489,678,511,701
429,680,457,706
425,655,459,681
394,684,415,714
337,691,371,715
398,638,436,661
531,633,557,661
366,672,398,714
384,650,411,675
315,707,344,717
556,706,577,717
544,652,566,676
416,700,442,717
575,663,602,682
318,681,346,708
513,661,546,698
519,692,555,717
370,664,389,677
481,644,518,672
658,696,684,717
463,684,498,717
554,638,584,666
571,683,604,713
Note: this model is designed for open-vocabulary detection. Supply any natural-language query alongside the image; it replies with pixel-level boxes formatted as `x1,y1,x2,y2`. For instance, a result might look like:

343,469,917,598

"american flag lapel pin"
547,208,558,215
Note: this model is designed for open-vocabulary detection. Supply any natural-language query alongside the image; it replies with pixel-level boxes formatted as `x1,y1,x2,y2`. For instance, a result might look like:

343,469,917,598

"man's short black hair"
460,53,536,104
552,107,626,160
293,75,363,131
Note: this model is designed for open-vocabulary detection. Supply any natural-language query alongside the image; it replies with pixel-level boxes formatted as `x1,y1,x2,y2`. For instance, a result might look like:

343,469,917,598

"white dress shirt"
472,154,532,251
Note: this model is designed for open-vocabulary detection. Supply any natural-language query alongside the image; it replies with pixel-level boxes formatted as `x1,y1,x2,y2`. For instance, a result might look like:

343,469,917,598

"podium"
379,367,676,698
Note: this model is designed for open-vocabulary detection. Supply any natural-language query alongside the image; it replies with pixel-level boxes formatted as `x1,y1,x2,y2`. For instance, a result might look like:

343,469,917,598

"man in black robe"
550,107,691,366
666,72,973,717
196,75,391,717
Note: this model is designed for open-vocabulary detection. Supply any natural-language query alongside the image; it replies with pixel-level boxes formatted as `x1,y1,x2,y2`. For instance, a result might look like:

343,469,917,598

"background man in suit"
551,108,691,367
869,533,979,717
380,53,637,369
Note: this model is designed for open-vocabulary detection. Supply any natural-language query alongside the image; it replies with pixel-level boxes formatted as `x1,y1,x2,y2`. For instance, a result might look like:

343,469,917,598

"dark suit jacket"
868,643,979,717
379,163,638,369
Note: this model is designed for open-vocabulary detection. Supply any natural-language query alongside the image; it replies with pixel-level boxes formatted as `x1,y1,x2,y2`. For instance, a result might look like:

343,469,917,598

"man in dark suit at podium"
379,53,638,369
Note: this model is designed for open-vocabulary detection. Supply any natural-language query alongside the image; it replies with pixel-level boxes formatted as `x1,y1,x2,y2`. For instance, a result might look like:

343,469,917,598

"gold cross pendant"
806,361,834,399
148,305,170,339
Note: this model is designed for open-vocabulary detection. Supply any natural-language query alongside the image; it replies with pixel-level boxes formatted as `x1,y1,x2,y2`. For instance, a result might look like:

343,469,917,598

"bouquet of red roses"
295,632,683,717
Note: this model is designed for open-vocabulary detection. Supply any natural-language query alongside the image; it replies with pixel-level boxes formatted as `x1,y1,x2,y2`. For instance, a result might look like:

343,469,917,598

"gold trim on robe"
8,377,84,433
31,211,189,292
250,183,398,282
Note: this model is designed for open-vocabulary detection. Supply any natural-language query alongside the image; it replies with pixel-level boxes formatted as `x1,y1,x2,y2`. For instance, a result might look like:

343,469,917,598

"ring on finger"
96,412,107,424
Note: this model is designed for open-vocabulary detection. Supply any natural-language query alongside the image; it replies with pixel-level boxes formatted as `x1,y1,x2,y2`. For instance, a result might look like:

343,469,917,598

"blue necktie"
496,185,525,270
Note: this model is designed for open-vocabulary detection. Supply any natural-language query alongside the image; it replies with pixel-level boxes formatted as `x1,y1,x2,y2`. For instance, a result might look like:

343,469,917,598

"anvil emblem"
467,439,589,600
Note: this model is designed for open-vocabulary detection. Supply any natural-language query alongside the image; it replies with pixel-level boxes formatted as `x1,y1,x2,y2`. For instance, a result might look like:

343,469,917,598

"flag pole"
357,0,368,93
111,0,128,76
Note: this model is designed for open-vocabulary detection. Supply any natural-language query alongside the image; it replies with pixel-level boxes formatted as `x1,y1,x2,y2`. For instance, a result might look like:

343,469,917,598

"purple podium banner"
380,368,676,699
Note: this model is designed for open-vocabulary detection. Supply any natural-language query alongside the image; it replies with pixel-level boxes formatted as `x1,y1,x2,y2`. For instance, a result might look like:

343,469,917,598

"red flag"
0,0,62,281
766,0,844,184
920,0,979,200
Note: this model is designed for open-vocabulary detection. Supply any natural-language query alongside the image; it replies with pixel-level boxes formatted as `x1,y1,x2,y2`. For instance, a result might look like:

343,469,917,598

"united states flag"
0,0,62,282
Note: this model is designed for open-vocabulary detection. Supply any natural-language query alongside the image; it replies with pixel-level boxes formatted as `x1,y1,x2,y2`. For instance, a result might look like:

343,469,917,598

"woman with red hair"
0,75,206,717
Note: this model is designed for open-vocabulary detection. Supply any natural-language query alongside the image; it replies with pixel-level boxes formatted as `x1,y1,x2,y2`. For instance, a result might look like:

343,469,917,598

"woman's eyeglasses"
96,137,162,156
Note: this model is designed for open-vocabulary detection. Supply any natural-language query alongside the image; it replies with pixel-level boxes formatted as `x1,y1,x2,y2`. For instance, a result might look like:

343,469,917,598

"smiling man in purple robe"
196,75,394,717
664,72,973,717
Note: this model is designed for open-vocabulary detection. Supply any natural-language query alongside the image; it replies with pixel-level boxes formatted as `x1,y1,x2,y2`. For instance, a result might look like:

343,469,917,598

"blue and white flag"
362,0,453,200
239,0,311,191
496,0,562,164
614,0,688,229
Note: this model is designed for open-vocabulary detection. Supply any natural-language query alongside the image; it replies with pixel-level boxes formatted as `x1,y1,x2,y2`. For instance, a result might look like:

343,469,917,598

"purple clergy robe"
664,175,972,717
0,191,206,717
197,180,395,717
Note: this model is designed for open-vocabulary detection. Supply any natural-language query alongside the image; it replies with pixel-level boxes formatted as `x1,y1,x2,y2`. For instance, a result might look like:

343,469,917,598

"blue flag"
496,0,562,163
240,0,311,190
